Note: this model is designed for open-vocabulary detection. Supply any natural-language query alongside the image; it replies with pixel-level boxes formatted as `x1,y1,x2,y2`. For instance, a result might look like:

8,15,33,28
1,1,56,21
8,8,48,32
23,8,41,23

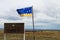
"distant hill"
0,28,4,30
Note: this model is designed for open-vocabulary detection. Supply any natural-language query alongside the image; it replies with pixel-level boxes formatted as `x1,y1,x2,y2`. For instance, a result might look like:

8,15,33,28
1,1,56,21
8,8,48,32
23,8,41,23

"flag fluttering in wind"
17,7,32,16
17,6,35,40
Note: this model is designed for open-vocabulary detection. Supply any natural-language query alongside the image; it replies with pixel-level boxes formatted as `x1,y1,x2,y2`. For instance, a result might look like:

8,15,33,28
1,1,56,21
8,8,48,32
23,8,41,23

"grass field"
0,30,4,40
25,31,60,40
0,30,60,40
6,33,23,40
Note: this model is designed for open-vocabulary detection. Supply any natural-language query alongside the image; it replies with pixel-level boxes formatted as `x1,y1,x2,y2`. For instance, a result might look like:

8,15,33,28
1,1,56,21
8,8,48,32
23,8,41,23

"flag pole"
32,6,35,40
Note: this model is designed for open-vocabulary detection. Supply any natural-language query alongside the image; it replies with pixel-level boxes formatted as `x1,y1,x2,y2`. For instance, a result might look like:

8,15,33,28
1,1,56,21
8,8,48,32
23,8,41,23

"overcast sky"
0,0,60,30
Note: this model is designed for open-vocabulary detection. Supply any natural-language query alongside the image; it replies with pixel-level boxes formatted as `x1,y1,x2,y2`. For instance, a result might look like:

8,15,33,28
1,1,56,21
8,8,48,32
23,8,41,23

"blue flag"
17,7,32,16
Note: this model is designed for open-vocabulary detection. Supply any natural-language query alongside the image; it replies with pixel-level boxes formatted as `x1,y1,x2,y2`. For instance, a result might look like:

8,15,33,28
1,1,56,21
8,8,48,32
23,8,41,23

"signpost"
4,23,24,40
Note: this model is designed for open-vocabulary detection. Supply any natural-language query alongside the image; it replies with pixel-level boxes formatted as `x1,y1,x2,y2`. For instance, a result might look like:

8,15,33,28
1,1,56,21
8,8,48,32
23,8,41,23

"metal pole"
32,6,35,40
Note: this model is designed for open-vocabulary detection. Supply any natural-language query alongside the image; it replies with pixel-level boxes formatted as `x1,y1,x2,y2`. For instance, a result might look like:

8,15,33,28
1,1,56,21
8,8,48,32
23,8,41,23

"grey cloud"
34,24,60,30
0,16,20,20
43,4,60,19
35,20,51,23
34,9,40,13
0,9,21,20
0,0,60,30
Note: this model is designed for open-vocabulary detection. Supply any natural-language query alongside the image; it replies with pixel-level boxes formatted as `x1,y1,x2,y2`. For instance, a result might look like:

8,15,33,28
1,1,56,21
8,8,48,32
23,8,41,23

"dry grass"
0,30,60,40
0,30,4,40
6,33,23,40
25,31,60,40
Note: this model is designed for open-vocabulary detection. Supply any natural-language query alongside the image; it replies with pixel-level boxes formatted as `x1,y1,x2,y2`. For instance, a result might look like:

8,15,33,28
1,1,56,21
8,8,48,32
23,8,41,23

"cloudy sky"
0,0,60,30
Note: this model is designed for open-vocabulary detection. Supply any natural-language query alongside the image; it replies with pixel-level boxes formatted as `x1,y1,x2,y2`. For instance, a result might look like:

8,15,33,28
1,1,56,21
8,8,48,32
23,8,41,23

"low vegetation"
0,30,4,40
0,30,60,40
